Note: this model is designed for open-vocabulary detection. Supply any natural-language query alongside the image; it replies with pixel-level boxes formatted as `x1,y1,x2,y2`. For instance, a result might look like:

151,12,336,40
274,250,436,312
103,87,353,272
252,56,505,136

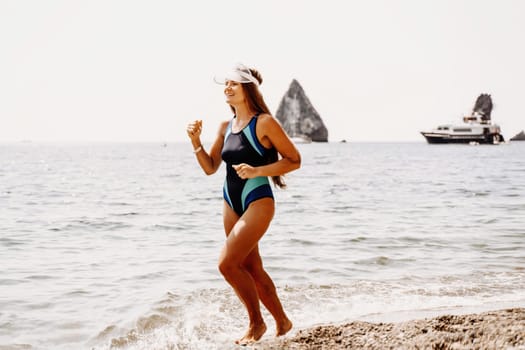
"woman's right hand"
187,120,203,141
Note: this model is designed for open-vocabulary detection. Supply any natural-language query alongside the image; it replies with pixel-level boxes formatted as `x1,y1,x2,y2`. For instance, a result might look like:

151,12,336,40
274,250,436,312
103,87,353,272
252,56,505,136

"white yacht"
420,94,505,144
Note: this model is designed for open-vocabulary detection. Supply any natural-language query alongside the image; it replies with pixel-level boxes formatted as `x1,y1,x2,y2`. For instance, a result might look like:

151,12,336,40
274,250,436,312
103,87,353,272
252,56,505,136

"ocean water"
1,141,524,350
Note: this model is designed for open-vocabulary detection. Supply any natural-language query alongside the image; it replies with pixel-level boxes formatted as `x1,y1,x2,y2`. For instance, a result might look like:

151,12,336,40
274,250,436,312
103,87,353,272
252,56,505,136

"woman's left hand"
232,163,258,179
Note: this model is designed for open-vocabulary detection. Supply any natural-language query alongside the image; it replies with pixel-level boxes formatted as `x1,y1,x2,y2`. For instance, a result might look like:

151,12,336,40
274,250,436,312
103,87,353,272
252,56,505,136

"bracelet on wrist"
193,145,203,154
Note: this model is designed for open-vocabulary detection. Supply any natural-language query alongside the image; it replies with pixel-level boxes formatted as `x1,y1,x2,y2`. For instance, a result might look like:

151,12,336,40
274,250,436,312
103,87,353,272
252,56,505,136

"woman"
186,63,301,345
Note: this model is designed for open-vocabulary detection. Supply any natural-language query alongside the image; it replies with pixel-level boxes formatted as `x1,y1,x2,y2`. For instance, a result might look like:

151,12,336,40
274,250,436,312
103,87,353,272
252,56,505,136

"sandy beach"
257,308,525,350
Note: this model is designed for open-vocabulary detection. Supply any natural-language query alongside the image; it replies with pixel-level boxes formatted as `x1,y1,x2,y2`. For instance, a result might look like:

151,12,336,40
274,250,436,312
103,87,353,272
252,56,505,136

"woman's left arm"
233,114,301,179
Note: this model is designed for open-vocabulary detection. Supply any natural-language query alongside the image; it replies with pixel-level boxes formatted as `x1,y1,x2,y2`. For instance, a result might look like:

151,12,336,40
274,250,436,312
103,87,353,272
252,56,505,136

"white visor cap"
214,63,259,86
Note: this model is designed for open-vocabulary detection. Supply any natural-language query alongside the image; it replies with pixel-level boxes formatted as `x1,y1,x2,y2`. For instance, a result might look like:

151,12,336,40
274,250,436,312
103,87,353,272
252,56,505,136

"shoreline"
256,308,525,349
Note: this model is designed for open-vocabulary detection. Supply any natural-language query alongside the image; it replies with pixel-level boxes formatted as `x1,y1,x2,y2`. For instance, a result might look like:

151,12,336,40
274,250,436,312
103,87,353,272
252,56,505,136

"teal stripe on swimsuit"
240,177,270,212
242,125,263,157
223,179,233,208
224,120,232,140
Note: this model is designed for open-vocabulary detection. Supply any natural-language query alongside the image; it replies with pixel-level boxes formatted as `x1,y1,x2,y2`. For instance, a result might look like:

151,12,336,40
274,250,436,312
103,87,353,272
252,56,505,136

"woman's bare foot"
235,322,267,345
276,318,293,337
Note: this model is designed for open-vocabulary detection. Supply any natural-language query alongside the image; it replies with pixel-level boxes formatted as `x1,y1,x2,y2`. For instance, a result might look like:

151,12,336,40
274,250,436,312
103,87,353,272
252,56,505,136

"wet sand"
256,308,525,349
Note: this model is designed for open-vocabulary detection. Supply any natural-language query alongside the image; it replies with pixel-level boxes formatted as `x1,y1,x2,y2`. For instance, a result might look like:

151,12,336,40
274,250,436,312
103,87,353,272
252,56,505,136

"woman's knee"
242,259,264,278
219,255,261,279
218,256,239,278
218,258,229,277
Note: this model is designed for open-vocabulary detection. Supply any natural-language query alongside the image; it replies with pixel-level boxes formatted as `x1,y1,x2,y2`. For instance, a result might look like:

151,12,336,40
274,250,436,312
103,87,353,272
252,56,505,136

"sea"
1,141,524,350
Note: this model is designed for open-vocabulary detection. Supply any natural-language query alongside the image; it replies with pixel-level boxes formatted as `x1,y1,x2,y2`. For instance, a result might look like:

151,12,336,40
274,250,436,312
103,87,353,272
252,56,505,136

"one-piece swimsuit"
221,114,274,216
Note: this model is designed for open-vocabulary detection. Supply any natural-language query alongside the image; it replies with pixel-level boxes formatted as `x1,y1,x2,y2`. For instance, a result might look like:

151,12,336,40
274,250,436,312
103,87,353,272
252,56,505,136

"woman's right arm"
187,120,229,175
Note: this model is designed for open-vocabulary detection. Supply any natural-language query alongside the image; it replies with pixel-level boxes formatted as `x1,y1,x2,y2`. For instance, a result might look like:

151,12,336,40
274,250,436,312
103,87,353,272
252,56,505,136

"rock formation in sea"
510,130,525,141
275,79,328,142
471,93,493,121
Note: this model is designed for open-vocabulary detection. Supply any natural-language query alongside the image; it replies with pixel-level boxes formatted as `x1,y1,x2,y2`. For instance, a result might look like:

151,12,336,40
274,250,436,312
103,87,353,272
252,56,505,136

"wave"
90,271,525,350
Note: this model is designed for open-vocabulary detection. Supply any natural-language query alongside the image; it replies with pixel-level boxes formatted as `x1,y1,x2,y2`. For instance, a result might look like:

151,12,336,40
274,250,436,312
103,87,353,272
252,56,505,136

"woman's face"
224,80,246,106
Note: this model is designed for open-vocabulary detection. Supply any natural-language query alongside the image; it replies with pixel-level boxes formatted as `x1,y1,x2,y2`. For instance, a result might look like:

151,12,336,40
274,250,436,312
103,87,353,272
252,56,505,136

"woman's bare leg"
242,246,293,336
222,201,292,338
219,198,274,344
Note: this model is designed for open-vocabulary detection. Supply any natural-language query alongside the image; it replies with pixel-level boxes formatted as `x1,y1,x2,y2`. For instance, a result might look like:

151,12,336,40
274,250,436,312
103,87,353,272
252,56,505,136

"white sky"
1,0,524,143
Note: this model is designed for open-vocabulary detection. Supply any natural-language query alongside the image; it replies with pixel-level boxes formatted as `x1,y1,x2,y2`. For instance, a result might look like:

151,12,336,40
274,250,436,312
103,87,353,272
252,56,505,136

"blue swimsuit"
221,114,274,216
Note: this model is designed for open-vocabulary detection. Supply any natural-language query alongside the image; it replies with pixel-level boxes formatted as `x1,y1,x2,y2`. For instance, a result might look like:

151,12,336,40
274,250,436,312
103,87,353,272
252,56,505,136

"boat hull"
421,132,504,144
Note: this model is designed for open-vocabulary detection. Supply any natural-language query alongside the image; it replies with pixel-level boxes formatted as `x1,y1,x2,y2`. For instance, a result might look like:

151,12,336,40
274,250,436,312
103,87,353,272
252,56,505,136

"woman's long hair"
229,68,286,188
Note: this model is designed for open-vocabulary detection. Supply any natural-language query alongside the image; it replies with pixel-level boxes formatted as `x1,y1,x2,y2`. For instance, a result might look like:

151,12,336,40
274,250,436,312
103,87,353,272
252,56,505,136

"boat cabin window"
437,126,450,130
453,128,472,132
